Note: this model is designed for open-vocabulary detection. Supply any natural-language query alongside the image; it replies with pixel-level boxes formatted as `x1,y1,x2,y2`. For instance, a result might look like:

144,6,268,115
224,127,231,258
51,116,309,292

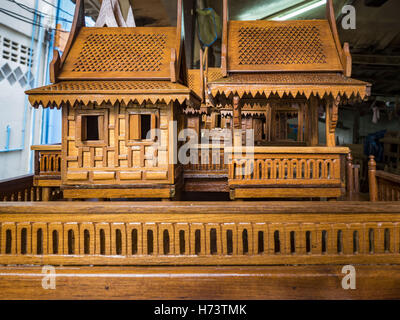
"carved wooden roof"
59,27,176,80
228,20,342,73
210,0,371,103
208,73,371,99
26,80,200,108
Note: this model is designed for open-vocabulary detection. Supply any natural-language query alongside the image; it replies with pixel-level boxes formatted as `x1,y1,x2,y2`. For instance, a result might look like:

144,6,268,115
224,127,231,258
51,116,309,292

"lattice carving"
238,25,327,65
37,81,178,92
72,33,167,72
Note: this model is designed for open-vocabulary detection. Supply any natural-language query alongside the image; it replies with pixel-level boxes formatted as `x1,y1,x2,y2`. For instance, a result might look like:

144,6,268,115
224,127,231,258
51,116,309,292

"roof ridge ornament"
95,0,136,28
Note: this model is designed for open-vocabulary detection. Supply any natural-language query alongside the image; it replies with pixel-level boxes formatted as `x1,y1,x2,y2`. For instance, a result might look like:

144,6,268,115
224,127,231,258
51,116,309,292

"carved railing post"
346,153,354,199
368,155,378,202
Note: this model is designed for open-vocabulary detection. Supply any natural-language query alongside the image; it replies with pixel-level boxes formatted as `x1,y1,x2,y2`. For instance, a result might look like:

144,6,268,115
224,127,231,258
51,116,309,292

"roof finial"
95,0,135,27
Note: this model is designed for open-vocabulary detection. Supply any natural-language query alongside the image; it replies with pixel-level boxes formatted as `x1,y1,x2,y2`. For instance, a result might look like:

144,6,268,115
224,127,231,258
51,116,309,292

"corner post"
368,155,378,202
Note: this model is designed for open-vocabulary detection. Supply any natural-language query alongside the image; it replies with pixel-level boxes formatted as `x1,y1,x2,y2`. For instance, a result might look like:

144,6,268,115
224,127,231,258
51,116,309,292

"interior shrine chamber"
0,0,399,300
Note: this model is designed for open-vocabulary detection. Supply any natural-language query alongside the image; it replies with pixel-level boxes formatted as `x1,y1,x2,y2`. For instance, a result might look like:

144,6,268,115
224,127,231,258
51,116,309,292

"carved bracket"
329,96,340,133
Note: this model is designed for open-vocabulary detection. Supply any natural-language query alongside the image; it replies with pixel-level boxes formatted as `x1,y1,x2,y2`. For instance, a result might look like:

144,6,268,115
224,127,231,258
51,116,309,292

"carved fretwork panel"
59,27,177,80
72,33,167,73
238,25,326,66
228,20,343,72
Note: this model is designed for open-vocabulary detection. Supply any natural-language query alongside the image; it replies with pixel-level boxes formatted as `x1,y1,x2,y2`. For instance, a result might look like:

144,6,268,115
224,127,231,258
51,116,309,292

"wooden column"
304,103,310,145
233,96,242,147
266,103,271,142
309,97,319,146
297,103,304,142
368,155,378,202
325,97,338,147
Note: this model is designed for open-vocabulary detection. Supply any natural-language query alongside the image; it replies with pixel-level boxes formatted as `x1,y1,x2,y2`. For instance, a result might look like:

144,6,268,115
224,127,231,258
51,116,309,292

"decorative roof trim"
209,84,370,100
28,93,200,109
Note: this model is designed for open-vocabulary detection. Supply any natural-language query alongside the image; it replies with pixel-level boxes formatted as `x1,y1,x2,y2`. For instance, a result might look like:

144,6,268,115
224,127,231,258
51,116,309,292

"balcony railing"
369,155,400,201
227,146,349,199
0,201,399,265
0,175,41,201
32,144,61,181
183,145,228,178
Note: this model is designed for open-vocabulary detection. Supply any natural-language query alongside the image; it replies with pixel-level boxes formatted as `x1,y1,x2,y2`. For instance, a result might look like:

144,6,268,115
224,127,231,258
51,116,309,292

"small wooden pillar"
325,96,339,147
368,155,378,202
297,103,304,142
233,95,242,147
309,96,319,146
42,187,51,201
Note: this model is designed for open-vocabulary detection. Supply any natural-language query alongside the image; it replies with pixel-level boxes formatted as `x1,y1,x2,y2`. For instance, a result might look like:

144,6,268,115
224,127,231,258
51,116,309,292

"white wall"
0,0,58,179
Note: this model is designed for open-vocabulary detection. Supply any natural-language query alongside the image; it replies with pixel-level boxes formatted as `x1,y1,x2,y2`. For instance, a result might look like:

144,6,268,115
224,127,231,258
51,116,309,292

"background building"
0,0,92,179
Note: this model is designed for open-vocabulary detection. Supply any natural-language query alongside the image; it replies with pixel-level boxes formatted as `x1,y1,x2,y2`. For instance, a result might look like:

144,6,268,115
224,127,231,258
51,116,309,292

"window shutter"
81,116,88,141
129,114,140,140
98,115,104,140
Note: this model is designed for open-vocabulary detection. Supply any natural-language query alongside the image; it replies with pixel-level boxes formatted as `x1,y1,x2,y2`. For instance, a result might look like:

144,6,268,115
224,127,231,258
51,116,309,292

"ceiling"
76,0,400,98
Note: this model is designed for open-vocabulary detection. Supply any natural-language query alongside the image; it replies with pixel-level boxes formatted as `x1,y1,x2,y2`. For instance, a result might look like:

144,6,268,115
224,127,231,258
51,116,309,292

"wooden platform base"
62,185,176,199
1,265,400,299
231,187,342,199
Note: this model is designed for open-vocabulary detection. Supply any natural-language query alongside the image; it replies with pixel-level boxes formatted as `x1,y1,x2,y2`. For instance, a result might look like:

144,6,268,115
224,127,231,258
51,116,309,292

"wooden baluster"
34,150,40,176
42,188,51,202
368,155,378,202
346,153,354,199
353,164,360,194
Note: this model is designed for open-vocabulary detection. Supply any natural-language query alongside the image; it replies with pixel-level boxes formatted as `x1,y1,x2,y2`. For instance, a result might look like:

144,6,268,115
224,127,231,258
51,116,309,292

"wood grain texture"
0,201,400,266
1,265,400,299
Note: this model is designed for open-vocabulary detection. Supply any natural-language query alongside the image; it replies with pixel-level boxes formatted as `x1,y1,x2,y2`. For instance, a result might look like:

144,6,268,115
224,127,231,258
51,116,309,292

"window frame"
75,109,108,147
125,108,159,146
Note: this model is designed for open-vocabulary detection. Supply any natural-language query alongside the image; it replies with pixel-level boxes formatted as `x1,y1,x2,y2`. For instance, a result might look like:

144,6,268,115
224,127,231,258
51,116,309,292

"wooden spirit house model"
200,0,371,199
4,0,400,301
26,0,371,201
26,0,200,200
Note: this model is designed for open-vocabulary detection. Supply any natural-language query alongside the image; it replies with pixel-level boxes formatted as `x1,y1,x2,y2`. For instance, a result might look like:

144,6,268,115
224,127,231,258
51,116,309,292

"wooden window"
82,115,102,141
127,110,158,144
76,109,108,147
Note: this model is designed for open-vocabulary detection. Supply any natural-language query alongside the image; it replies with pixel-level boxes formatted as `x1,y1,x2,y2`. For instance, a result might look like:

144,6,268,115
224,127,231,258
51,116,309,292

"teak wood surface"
0,201,400,299
1,265,400,299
